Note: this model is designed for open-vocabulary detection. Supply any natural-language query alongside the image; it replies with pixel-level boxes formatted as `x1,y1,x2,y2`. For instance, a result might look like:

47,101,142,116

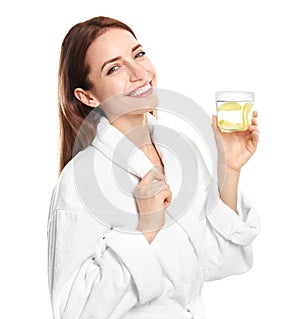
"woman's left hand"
212,111,260,172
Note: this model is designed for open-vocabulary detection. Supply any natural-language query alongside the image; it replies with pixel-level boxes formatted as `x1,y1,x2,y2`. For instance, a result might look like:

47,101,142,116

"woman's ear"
74,88,99,107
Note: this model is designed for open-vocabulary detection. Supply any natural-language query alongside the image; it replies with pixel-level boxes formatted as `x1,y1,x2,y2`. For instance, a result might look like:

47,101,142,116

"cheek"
146,59,156,73
146,60,157,82
96,80,125,102
150,71,157,87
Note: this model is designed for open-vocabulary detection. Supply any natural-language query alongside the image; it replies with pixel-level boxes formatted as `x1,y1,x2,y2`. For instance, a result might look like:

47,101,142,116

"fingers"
161,190,172,208
251,111,258,127
134,180,165,199
247,118,260,151
139,168,165,186
135,168,170,200
211,114,219,132
250,128,259,148
249,111,259,135
211,115,223,144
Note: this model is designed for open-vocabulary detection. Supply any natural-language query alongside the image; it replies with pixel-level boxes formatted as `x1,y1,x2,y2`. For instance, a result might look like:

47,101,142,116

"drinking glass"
216,91,255,132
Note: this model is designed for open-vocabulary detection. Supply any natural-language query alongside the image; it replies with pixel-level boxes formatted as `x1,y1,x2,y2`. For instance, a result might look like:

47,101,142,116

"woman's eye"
107,65,119,75
135,51,146,58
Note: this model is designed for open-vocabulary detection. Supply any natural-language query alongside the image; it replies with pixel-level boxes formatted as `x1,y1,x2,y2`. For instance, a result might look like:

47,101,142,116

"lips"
127,81,153,97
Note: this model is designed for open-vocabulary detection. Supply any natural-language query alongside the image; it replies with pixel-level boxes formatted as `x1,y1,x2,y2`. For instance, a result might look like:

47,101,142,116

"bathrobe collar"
91,112,169,180
90,112,204,259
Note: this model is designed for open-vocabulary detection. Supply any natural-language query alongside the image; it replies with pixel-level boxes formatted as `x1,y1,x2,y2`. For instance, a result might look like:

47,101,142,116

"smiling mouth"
127,81,153,98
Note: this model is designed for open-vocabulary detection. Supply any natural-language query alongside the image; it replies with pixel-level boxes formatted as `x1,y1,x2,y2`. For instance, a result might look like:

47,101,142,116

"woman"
48,16,260,319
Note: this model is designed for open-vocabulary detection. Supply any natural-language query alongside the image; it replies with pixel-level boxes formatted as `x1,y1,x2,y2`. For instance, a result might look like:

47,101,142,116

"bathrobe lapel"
91,112,202,259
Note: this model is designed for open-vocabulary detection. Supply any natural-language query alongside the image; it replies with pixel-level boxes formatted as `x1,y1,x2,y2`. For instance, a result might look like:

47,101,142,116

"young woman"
48,16,260,319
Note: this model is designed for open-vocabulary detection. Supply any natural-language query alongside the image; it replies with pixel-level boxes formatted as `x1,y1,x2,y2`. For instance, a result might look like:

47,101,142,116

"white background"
1,0,299,317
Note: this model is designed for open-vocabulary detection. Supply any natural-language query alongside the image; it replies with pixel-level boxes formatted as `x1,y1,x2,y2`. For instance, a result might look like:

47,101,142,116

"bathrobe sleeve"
185,133,260,281
203,182,261,281
48,206,164,319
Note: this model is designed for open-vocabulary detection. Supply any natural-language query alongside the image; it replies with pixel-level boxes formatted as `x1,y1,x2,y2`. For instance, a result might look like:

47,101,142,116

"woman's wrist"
225,165,241,177
136,228,159,244
136,209,165,230
136,210,164,244
135,224,161,244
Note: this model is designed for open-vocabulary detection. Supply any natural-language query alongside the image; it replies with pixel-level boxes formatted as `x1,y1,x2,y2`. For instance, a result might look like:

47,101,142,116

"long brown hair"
57,16,137,175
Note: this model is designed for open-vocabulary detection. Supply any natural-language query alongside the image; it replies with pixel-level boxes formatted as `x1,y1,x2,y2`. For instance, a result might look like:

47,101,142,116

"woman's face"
79,28,157,119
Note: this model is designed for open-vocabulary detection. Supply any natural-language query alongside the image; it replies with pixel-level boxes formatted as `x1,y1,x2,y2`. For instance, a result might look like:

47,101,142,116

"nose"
128,61,147,82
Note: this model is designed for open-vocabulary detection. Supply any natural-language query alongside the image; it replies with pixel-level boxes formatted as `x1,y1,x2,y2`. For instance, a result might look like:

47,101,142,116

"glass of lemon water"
216,91,255,132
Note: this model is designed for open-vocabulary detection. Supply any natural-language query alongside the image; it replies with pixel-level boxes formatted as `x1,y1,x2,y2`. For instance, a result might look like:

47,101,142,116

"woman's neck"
111,113,152,148
111,113,163,169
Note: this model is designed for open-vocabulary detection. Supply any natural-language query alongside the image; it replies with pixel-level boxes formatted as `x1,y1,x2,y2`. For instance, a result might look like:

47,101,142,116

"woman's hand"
134,168,172,242
212,111,260,172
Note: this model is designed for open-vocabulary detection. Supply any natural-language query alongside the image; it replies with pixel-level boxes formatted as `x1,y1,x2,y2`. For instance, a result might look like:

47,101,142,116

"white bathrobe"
47,112,260,319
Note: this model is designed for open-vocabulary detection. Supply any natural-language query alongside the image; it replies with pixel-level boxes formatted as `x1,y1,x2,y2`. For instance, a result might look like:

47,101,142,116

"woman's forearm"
218,166,240,213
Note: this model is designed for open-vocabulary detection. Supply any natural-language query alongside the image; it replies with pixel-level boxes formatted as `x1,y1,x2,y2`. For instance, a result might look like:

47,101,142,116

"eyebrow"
100,44,143,72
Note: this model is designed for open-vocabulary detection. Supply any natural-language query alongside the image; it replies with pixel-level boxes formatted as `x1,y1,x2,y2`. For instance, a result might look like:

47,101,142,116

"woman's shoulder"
52,145,109,213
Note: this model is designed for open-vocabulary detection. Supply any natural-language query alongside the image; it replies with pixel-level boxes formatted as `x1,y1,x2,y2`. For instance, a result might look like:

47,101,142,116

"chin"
100,90,158,122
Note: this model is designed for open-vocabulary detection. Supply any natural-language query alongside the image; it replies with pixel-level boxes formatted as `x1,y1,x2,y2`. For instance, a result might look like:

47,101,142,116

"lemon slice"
218,119,244,130
217,102,243,112
242,103,253,129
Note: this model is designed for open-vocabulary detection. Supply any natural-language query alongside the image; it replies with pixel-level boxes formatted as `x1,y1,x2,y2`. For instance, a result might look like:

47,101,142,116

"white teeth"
130,83,151,96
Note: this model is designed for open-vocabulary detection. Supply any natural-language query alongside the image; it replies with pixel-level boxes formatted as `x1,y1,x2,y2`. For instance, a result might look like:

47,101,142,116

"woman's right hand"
134,168,172,242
